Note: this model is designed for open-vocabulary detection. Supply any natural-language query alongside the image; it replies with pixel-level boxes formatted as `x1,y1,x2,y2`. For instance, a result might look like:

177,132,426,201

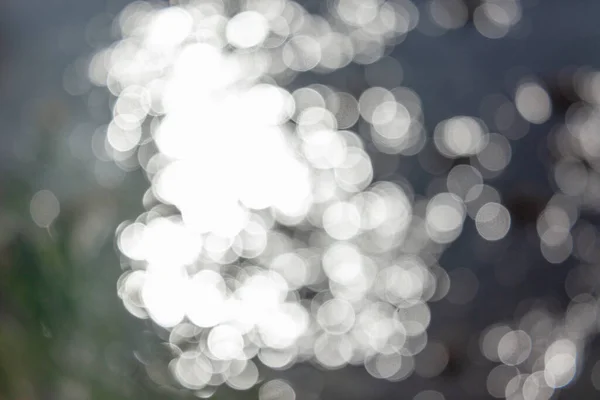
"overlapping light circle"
85,0,594,398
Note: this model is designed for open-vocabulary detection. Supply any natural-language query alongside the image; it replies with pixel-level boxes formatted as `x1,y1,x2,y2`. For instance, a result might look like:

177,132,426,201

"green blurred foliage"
0,177,170,399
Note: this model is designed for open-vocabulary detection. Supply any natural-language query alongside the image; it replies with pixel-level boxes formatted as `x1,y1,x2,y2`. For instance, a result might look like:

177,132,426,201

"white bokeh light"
92,0,491,395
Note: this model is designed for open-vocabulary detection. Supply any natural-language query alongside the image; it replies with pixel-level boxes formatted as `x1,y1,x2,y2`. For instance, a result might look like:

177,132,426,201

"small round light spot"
30,190,60,228
226,11,270,49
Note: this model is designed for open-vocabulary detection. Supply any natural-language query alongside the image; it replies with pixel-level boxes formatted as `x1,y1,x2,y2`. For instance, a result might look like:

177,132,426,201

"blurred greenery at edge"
0,100,245,399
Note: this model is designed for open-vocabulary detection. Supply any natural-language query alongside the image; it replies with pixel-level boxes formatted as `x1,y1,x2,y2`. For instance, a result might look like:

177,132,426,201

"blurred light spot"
146,7,193,50
258,347,297,370
226,11,270,48
259,379,296,400
226,359,259,390
330,92,360,129
142,270,187,328
487,365,519,398
447,164,484,200
476,133,512,173
481,324,511,362
522,371,554,400
475,202,511,241
334,147,374,192
208,325,244,360
323,242,365,285
544,339,577,388
426,193,466,243
497,330,532,366
30,190,60,228
314,333,354,368
515,82,552,124
106,120,142,153
473,0,521,39
283,35,322,72
317,298,356,334
323,201,362,240
173,352,213,390
429,0,468,30
554,160,588,196
434,116,488,157
505,373,526,398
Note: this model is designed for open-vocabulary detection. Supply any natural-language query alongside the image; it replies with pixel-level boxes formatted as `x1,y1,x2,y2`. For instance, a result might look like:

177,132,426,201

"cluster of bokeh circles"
471,69,600,400
96,0,442,396
480,305,583,400
421,0,524,38
85,0,600,399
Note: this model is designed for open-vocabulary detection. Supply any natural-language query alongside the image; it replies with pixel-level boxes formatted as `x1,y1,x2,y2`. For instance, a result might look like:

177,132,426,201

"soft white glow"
426,193,466,243
434,116,488,157
226,11,270,49
515,82,552,124
475,202,511,241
